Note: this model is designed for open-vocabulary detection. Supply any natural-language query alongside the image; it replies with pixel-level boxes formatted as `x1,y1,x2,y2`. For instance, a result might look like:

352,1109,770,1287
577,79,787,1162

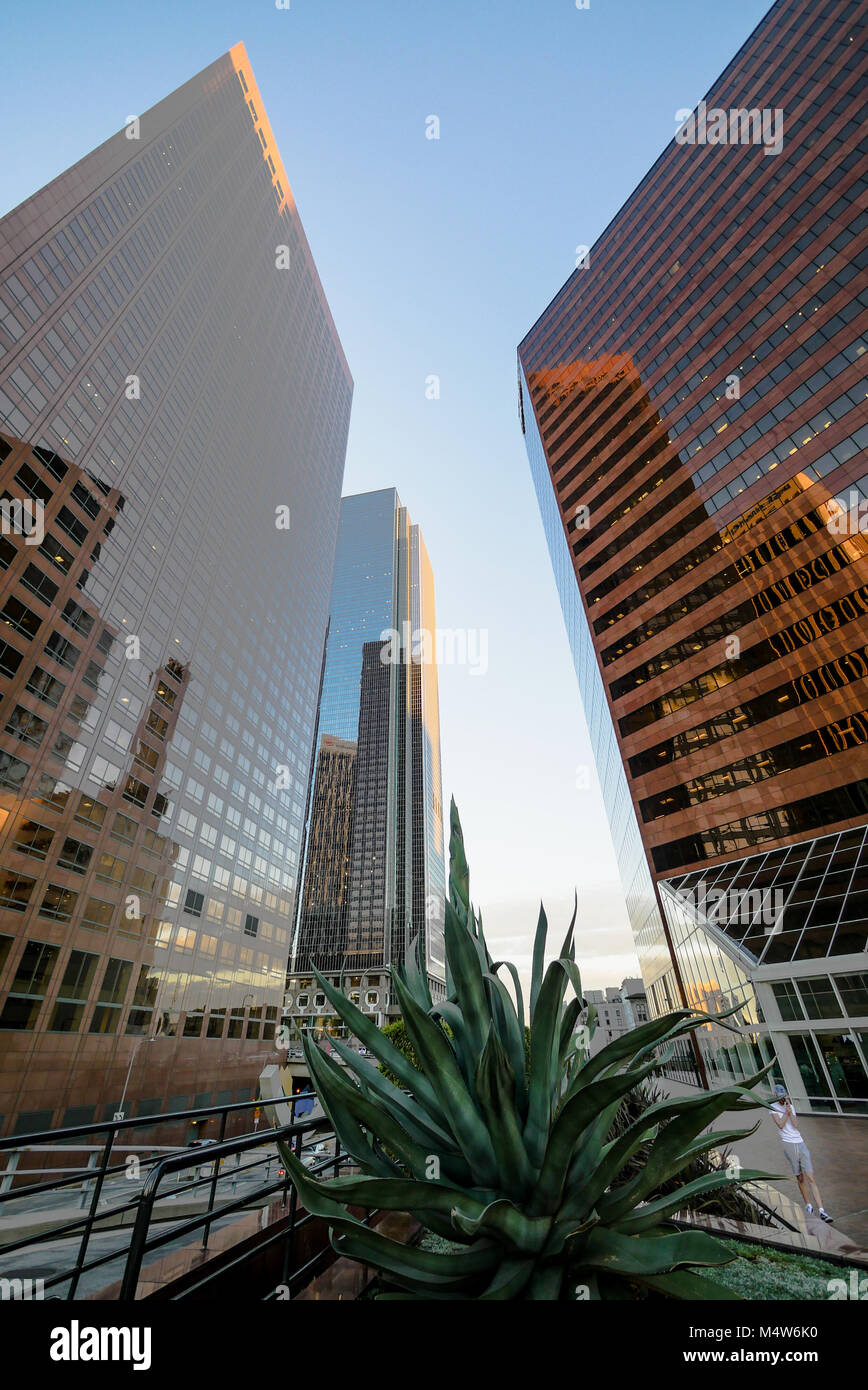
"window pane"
57,949,97,1000
98,958,132,1004
89,1004,120,1035
837,974,868,1017
7,940,58,994
771,981,803,1021
814,1033,868,1114
796,977,843,1020
0,996,44,1030
788,1033,835,1110
48,1001,85,1033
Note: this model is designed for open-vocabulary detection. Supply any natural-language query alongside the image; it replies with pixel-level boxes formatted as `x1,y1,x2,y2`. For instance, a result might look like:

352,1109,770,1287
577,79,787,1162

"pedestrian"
770,1084,833,1223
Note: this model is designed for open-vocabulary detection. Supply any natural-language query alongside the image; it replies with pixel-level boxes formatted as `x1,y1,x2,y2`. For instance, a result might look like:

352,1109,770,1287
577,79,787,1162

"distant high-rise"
585,979,650,1055
0,45,352,1139
288,489,446,1034
297,734,357,960
519,0,868,1115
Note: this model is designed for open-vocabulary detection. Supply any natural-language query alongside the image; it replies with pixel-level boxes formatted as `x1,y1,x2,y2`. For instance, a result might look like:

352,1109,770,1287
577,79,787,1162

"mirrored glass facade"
519,0,868,1112
288,489,446,1036
0,45,352,1137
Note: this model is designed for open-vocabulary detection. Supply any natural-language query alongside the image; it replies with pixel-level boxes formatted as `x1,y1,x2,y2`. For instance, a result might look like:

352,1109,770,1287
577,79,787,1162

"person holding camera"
770,1084,833,1223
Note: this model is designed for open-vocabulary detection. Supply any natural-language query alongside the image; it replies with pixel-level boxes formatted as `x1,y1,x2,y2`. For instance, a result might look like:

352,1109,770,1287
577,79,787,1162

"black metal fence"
0,1094,352,1300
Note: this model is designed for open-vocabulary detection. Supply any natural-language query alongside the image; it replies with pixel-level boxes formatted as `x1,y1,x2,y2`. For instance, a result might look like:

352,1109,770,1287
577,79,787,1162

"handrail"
0,1091,330,1300
119,1115,333,1300
0,1093,294,1152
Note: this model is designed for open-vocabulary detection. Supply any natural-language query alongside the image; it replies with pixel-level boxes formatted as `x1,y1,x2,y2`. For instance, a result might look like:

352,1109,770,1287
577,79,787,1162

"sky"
1,0,772,992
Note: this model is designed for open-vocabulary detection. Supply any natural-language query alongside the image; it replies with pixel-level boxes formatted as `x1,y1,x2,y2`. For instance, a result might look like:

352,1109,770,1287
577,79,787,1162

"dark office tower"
346,641,394,969
519,0,868,1116
289,489,446,1034
297,735,357,966
0,45,352,1140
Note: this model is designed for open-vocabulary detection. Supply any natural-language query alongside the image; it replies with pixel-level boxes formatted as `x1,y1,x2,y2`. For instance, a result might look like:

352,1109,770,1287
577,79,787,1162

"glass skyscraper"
287,489,446,1037
519,0,868,1114
0,45,352,1138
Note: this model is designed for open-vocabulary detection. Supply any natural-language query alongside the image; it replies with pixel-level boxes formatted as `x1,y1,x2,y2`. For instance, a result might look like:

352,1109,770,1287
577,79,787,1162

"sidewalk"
658,1078,868,1250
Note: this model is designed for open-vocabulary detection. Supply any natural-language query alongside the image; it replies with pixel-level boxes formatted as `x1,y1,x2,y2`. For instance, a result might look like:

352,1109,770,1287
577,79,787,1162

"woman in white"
770,1084,833,1223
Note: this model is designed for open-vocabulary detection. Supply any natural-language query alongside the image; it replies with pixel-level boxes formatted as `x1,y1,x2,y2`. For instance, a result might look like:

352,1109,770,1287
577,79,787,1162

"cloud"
478,882,640,998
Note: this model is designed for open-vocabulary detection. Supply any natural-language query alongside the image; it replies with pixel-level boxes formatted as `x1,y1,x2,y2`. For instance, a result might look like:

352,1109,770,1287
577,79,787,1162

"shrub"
278,801,774,1299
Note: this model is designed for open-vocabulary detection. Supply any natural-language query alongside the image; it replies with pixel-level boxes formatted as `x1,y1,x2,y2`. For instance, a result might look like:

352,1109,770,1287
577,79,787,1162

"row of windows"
0,869,129,924
610,522,868,699
530,38,864,395
290,988,384,1011
641,703,868,823
666,209,868,433
628,635,868,779
572,269,865,542
620,576,868,737
0,940,143,1033
0,946,280,1041
652,776,868,876
602,466,868,664
666,824,868,899
773,973,868,1022
706,380,868,514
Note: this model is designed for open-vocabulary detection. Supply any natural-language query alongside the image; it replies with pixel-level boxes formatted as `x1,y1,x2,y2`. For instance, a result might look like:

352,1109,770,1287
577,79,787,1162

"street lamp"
114,1036,156,1121
337,952,350,1046
234,993,257,1062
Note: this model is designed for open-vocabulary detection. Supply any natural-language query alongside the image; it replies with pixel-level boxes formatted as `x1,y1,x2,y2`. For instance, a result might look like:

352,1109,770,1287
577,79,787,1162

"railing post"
0,1102,336,1303
0,1148,20,1194
68,1126,116,1300
278,1128,301,1295
201,1109,228,1248
78,1152,98,1210
119,1168,163,1301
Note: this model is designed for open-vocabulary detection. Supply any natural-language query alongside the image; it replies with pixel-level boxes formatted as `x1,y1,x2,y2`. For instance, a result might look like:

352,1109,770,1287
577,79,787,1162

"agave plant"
607,1082,776,1228
277,800,775,1300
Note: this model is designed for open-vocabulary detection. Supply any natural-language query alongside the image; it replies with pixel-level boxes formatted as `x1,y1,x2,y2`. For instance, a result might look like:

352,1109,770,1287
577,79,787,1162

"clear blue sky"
1,0,771,990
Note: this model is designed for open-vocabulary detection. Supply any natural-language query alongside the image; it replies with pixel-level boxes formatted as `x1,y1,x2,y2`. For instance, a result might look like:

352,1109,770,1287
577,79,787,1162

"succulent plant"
608,1082,776,1227
277,800,774,1299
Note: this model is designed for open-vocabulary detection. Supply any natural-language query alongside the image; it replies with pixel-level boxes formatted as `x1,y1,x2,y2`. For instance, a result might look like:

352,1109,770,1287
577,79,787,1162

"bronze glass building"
519,0,868,1114
0,46,352,1138
287,489,446,1040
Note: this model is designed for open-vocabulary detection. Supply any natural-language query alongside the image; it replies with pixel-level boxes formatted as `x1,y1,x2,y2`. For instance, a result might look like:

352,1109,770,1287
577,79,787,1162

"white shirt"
770,1100,803,1144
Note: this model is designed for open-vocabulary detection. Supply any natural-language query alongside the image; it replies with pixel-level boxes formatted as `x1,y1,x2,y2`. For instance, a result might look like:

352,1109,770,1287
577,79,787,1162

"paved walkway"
659,1078,868,1248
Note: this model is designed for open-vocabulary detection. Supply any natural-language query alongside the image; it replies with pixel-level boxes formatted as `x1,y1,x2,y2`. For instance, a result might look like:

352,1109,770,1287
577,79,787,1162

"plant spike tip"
276,801,772,1300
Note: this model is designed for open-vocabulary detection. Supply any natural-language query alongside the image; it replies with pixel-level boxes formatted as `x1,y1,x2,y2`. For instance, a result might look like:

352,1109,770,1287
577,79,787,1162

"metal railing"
0,1094,349,1300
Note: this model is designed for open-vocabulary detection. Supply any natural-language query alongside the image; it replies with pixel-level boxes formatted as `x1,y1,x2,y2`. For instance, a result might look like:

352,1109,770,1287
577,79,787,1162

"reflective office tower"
519,0,868,1115
0,45,352,1139
287,489,446,1036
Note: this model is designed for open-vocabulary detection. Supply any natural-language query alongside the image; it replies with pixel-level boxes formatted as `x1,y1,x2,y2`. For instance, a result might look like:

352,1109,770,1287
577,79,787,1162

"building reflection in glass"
289,489,446,1039
0,44,352,1137
518,0,868,1114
